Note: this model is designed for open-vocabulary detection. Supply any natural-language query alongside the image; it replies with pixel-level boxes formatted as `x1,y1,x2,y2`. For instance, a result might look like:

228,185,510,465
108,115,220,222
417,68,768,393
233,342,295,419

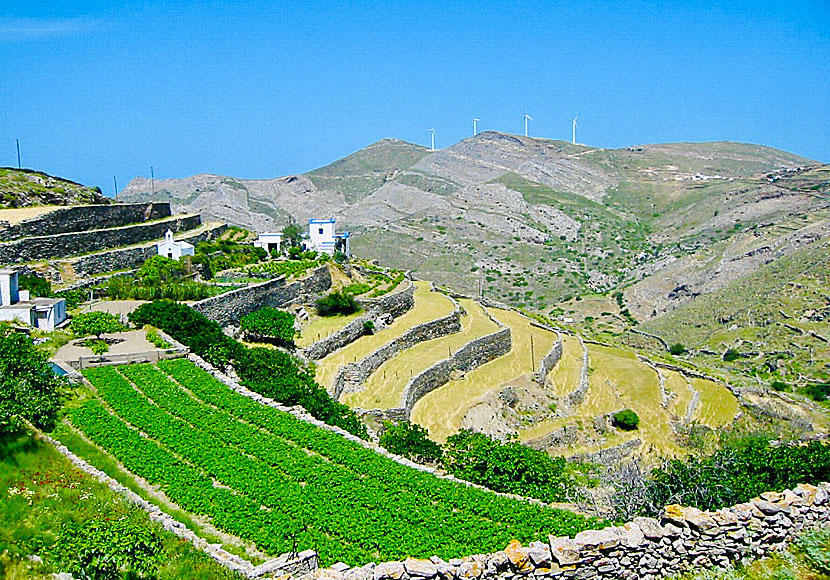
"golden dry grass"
314,281,455,391
0,205,62,224
691,377,740,427
344,299,499,409
664,369,694,420
411,308,558,442
546,334,583,397
296,311,364,348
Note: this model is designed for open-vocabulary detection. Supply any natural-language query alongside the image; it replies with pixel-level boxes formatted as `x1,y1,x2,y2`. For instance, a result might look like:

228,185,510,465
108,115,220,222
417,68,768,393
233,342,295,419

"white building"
0,269,67,331
157,229,194,260
307,218,350,256
253,232,284,254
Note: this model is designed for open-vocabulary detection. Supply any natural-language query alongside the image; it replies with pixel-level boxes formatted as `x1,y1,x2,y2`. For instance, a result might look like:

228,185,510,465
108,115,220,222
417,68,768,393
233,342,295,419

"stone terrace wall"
0,202,171,241
309,483,830,580
302,284,416,361
536,334,563,384
192,265,331,326
65,223,227,279
0,214,201,264
333,296,464,399
398,326,512,415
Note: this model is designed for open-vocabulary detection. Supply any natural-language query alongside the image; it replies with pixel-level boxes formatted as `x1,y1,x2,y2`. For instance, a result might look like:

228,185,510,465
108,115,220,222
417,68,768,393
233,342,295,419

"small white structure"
253,232,284,254
157,229,194,260
0,269,66,331
307,218,350,256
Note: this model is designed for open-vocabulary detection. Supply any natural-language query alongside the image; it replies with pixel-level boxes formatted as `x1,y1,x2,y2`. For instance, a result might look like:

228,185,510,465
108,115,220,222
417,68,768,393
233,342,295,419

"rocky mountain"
0,168,110,208
119,132,827,325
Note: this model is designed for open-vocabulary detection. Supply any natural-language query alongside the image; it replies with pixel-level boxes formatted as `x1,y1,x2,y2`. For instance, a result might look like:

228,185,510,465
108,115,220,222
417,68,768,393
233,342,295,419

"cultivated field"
411,308,558,442
344,299,499,409
69,359,599,566
314,281,455,391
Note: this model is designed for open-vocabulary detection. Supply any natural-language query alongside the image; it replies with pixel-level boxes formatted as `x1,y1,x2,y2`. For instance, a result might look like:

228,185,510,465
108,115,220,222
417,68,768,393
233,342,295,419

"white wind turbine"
524,113,532,137
572,112,579,144
429,128,435,151
473,118,480,136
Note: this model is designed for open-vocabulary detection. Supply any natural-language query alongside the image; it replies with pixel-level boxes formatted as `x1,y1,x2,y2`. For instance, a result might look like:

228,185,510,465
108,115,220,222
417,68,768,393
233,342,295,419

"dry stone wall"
192,265,331,326
0,202,171,241
308,483,830,580
333,297,464,399
302,284,416,361
0,214,201,264
536,333,563,385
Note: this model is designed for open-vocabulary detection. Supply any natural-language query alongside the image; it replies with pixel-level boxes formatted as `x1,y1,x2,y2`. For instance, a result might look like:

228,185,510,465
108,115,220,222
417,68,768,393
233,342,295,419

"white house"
253,232,284,254
0,269,67,331
157,229,194,260
307,218,350,256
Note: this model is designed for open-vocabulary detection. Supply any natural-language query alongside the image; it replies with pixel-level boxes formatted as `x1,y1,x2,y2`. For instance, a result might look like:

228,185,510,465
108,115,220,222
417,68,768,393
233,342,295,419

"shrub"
379,421,443,464
723,348,741,362
805,382,830,402
70,311,125,340
669,343,687,355
770,380,789,392
612,409,640,431
19,274,52,297
362,320,375,335
240,307,296,345
796,525,830,574
0,325,63,434
316,291,359,317
84,339,110,355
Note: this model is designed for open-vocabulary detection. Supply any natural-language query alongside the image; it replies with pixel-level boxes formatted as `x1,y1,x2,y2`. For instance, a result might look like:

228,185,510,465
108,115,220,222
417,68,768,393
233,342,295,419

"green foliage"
240,307,297,345
804,382,830,402
644,435,830,514
0,327,63,434
362,320,375,334
102,276,228,301
18,274,52,297
83,338,110,355
282,222,304,248
144,326,172,349
193,236,267,276
612,409,640,431
442,430,580,503
316,290,359,317
669,343,687,355
333,250,348,263
341,282,372,295
70,311,125,340
723,348,741,362
288,246,318,260
379,421,443,463
770,380,789,392
51,519,164,580
54,288,89,310
795,525,830,574
138,255,187,285
246,257,327,278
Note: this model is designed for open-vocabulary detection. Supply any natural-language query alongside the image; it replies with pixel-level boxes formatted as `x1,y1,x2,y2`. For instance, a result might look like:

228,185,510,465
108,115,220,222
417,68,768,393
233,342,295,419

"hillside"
0,168,109,208
118,134,825,318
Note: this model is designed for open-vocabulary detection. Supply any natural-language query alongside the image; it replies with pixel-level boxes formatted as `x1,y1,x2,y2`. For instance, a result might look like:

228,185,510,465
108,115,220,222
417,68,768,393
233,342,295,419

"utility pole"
16,139,21,169
151,166,155,194
530,335,536,371
113,176,118,196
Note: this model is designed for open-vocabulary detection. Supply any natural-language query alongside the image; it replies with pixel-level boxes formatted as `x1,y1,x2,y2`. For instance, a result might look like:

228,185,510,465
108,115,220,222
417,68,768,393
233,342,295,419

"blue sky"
1,1,827,194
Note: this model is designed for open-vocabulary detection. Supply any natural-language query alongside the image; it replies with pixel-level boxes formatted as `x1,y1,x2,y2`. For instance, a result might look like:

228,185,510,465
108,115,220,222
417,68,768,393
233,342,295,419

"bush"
805,382,830,402
612,409,640,431
723,348,741,362
362,320,375,335
316,291,359,317
442,430,579,503
379,421,443,464
84,339,110,355
70,311,125,340
19,274,52,297
0,326,63,434
240,307,296,345
770,380,789,392
669,343,687,355
796,525,830,574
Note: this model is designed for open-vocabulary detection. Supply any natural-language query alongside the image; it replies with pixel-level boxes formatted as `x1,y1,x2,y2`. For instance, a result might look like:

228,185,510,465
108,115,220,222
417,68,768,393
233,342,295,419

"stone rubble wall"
308,483,830,580
65,223,227,279
536,334,563,385
332,295,464,400
35,430,318,579
0,214,202,264
302,283,416,361
399,326,512,415
192,265,332,327
566,335,590,406
0,202,172,242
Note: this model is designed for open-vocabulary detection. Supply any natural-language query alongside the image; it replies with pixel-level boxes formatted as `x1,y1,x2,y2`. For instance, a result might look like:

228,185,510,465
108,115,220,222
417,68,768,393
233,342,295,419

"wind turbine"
473,118,480,136
429,128,435,151
524,113,532,137
572,112,579,144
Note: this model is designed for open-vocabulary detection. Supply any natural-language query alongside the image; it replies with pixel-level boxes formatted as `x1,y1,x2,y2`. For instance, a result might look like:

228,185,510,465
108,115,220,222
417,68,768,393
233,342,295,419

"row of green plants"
127,300,367,437
72,361,602,565
245,256,328,279
239,307,298,346
379,422,593,503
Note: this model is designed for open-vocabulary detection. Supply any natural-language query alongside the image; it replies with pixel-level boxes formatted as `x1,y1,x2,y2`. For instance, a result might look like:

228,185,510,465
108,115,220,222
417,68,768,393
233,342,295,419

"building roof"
0,268,17,275
309,218,335,224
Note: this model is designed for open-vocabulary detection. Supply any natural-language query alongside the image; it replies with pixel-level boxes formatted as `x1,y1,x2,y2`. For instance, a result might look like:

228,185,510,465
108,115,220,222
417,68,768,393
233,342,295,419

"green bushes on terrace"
245,256,327,279
127,300,366,438
240,307,297,346
315,290,359,317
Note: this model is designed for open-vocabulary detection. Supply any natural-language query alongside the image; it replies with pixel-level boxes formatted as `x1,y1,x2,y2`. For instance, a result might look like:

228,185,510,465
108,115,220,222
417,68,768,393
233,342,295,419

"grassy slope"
0,168,109,208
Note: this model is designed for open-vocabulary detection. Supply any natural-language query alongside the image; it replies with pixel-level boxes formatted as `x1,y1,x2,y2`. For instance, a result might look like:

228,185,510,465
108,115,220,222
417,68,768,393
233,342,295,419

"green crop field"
411,308,559,442
68,360,601,566
344,299,499,409
314,281,455,391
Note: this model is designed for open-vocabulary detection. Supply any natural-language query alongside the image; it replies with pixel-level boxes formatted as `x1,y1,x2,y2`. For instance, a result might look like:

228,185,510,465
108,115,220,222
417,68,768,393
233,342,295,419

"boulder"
405,558,438,578
548,536,580,565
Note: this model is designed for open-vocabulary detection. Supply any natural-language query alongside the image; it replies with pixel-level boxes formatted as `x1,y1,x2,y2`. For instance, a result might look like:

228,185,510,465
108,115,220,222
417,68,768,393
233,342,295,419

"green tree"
240,307,297,345
612,409,640,431
138,255,186,285
0,326,63,435
315,291,359,317
282,222,304,249
669,343,687,355
19,274,52,297
379,421,443,463
70,311,125,340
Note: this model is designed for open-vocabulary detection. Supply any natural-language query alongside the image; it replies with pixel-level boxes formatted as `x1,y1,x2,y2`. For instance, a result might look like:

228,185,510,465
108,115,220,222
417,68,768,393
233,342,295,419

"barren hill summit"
0,167,110,208
119,133,827,323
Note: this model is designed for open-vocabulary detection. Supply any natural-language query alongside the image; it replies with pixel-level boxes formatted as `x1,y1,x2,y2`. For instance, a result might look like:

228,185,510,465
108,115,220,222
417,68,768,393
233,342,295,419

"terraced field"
314,281,455,391
344,299,500,409
411,308,559,442
296,311,363,348
67,359,599,566
547,334,584,398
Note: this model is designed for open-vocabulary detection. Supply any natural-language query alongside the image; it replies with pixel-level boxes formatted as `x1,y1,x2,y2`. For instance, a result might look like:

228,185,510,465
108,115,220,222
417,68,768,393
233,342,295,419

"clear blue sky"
1,1,827,194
